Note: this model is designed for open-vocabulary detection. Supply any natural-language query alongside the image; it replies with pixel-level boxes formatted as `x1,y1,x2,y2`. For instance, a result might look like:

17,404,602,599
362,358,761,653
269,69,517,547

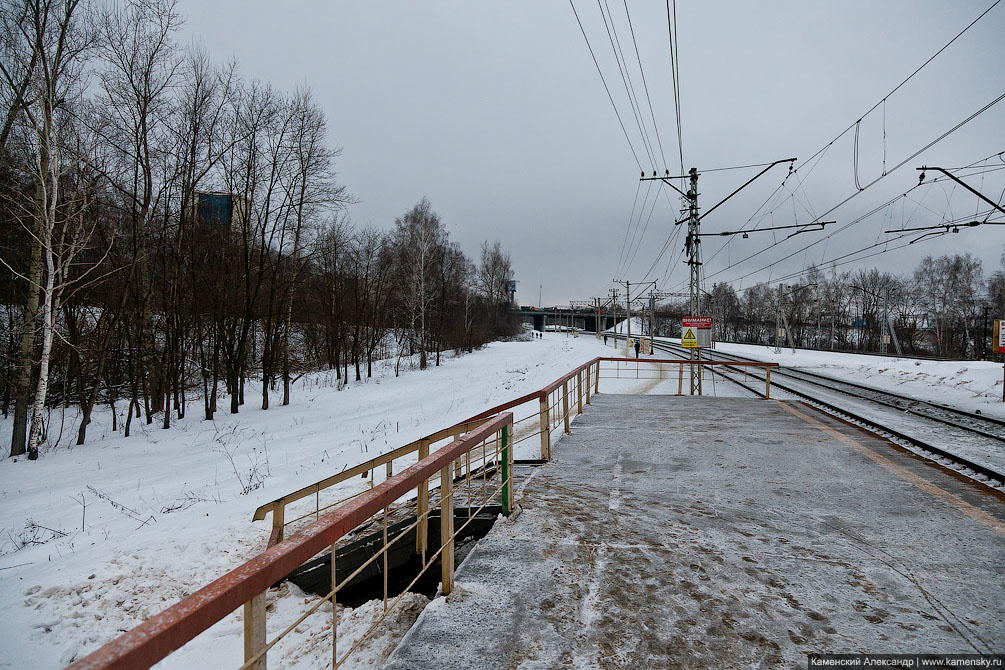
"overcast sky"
177,1,1005,307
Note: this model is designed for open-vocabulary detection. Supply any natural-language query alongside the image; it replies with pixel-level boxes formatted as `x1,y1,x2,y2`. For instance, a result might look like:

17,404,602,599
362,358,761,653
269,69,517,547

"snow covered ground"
705,339,1005,419
615,317,1004,419
0,332,638,669
0,327,1001,669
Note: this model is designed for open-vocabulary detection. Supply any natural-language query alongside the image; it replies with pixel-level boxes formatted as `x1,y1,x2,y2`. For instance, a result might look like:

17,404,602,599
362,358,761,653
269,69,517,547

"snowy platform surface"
386,395,1005,668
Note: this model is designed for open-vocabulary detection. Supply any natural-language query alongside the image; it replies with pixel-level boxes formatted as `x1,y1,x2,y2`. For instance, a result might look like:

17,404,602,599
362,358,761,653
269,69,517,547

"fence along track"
627,335,1005,486
643,336,1005,438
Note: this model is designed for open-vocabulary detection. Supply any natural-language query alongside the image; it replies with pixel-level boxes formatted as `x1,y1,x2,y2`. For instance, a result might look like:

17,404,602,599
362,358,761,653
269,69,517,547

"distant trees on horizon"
645,251,1003,359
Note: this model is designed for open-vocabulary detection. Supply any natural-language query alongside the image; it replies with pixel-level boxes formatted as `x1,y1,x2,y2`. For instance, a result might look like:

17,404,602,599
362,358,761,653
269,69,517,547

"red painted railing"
66,413,514,670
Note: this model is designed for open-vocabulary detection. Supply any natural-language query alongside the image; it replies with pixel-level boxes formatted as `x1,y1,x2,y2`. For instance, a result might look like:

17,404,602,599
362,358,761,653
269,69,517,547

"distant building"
194,191,248,235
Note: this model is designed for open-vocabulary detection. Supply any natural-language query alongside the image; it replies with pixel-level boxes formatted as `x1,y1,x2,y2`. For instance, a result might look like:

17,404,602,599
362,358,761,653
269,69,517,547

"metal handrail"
66,413,514,670
256,358,605,543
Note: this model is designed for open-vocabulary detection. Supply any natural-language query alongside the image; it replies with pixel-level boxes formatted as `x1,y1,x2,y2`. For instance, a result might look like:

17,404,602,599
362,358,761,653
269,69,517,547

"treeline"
0,1,515,459
650,252,1003,359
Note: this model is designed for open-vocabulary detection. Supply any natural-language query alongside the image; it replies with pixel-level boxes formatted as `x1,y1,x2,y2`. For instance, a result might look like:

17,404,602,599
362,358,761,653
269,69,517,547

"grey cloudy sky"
178,1,1005,307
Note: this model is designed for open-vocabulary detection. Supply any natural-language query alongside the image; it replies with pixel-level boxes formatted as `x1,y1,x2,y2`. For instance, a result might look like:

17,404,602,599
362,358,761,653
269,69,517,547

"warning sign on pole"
682,317,712,348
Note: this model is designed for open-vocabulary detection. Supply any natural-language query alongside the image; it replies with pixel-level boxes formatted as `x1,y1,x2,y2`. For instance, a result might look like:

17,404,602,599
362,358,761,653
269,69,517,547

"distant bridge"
516,306,627,333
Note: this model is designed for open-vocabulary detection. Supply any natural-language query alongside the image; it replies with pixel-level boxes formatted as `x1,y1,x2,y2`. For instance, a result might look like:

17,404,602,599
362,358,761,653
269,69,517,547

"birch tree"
0,0,96,459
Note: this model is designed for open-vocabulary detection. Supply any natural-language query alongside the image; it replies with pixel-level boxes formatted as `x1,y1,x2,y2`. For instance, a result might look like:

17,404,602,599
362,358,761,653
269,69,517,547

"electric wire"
703,91,1005,287
623,0,668,170
615,179,652,278
613,179,643,278
598,0,658,168
568,0,644,170
796,0,1001,172
689,0,1005,288
667,0,684,175
659,2,1001,295
623,181,662,275
770,208,1002,286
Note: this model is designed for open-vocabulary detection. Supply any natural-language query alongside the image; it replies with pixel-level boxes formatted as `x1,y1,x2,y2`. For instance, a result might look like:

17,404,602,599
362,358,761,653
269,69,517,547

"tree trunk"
10,181,45,457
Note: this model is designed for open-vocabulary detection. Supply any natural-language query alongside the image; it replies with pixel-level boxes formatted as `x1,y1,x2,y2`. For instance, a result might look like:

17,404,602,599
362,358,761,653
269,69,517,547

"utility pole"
650,294,656,353
609,288,619,344
645,289,671,355
626,280,630,353
640,158,796,388
886,288,903,356
775,284,783,354
881,288,889,354
684,168,703,392
816,284,822,350
615,279,656,356
775,284,797,354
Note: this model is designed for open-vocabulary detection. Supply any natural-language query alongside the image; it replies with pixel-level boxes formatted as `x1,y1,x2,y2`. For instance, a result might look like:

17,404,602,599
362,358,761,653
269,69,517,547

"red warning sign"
681,317,712,348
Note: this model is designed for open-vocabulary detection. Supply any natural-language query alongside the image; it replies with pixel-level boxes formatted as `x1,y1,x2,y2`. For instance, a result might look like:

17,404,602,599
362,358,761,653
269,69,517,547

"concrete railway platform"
386,395,1005,668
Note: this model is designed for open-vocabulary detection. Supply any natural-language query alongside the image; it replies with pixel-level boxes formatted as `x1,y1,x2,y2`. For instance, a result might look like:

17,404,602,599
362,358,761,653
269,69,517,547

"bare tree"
391,198,445,370
95,0,181,421
277,87,349,403
0,0,97,458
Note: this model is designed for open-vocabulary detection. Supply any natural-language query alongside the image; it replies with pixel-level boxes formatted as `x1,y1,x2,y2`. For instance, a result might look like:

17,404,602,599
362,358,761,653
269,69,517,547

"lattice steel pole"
686,168,701,394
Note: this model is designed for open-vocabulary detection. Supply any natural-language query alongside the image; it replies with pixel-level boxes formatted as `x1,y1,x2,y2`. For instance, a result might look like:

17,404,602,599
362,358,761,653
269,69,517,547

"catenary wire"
568,0,644,170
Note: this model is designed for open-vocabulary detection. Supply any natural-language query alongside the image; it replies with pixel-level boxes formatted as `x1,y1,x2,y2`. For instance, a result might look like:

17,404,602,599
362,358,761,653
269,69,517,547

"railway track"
610,333,1005,487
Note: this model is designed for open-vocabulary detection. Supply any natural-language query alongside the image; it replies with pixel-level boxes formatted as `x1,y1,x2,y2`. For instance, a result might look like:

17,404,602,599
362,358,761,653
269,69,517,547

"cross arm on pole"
698,158,796,223
918,166,1005,218
698,221,835,238
640,171,689,199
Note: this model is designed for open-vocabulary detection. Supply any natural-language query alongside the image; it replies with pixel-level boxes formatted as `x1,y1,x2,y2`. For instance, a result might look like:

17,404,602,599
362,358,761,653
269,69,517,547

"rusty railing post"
677,362,683,396
576,371,583,414
594,361,600,393
416,439,430,556
585,365,591,405
538,394,551,460
331,543,338,667
269,502,285,546
440,461,454,595
501,424,514,515
562,381,571,434
765,366,771,399
244,593,267,670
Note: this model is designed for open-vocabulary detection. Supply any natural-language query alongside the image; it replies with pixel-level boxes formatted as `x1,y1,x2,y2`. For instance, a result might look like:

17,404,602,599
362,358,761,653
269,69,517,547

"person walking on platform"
633,338,640,358
604,334,608,346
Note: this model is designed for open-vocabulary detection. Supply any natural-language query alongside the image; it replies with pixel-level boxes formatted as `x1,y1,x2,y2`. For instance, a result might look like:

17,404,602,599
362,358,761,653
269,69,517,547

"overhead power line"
598,0,658,167
797,0,1001,172
688,0,1005,290
701,91,1005,288
568,0,644,170
667,0,684,175
622,0,668,170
